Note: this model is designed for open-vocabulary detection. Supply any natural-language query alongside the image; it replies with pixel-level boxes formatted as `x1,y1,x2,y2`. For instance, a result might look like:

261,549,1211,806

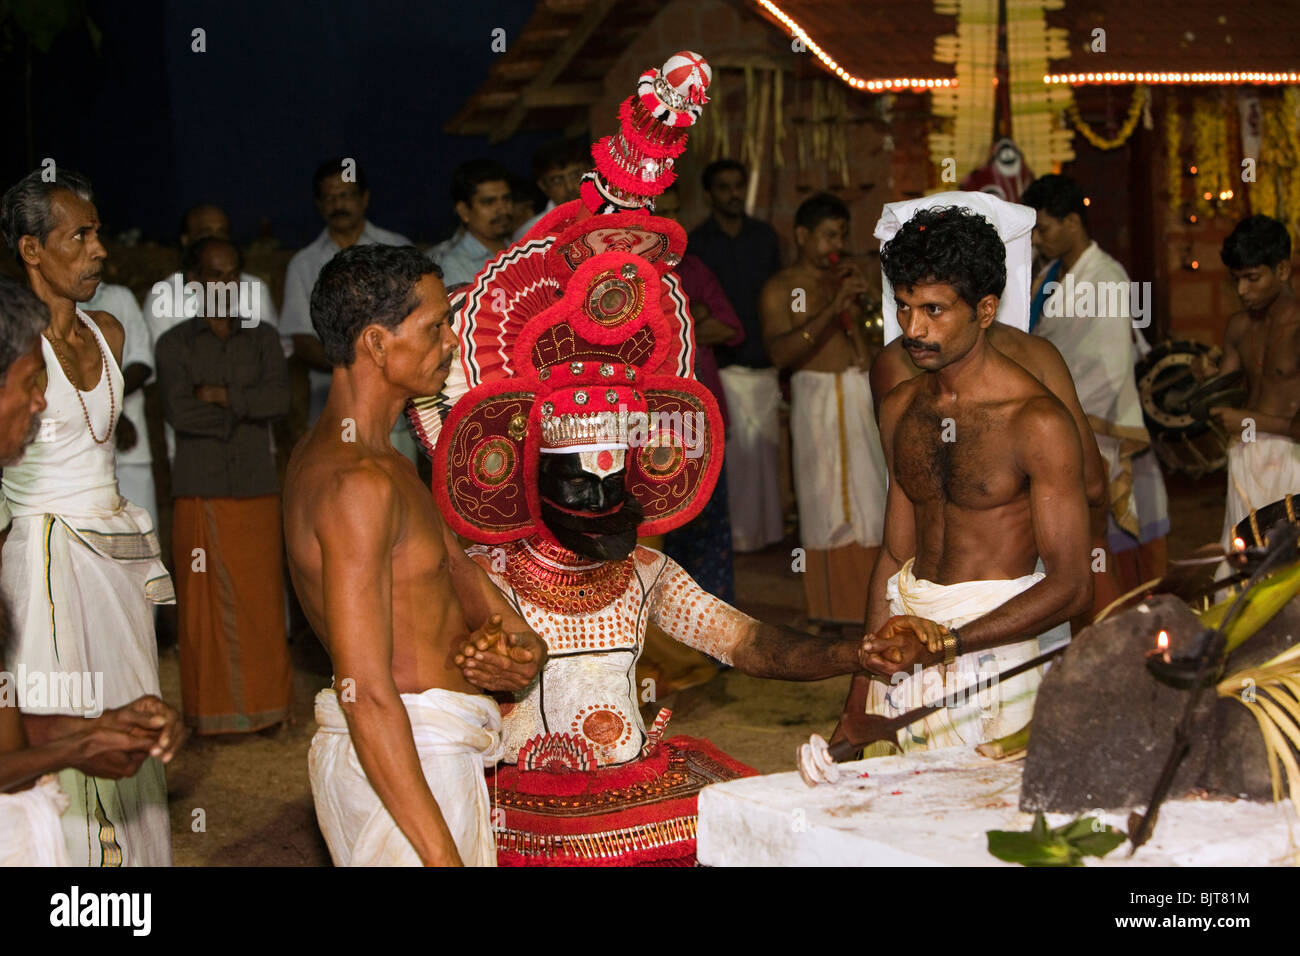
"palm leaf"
1198,559,1300,653
1218,644,1300,819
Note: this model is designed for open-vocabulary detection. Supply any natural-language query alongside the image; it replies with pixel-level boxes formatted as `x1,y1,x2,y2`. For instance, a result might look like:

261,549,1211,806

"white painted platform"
697,747,1297,866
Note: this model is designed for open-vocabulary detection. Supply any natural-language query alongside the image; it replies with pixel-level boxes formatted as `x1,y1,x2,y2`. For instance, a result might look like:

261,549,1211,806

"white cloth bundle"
873,191,1037,344
309,686,504,867
0,775,73,866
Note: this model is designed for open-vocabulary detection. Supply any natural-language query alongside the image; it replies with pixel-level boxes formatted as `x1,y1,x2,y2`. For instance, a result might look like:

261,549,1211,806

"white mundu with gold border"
0,309,174,866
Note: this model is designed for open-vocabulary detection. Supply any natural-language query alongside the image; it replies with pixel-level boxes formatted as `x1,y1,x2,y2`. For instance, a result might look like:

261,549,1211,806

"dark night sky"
3,0,556,247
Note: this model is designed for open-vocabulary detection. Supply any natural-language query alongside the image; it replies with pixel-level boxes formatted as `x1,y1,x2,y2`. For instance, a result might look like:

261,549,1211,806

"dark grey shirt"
688,214,783,369
156,317,289,499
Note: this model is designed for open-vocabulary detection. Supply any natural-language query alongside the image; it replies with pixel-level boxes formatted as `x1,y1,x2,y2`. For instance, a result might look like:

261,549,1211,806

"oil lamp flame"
1232,536,1246,551
1156,630,1169,651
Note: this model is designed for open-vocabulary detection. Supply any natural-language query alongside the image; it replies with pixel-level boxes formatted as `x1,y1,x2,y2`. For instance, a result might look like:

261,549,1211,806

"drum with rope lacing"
1135,339,1246,478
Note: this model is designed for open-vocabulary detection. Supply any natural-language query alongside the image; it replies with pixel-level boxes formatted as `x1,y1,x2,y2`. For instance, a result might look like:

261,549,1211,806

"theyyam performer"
415,51,873,865
0,171,178,865
827,202,1093,762
284,244,547,867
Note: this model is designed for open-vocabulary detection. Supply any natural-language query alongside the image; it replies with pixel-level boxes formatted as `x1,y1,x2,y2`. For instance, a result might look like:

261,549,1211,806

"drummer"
1209,214,1300,548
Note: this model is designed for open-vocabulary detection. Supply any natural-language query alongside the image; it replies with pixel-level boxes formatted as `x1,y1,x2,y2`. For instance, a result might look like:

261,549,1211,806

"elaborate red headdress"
412,53,722,547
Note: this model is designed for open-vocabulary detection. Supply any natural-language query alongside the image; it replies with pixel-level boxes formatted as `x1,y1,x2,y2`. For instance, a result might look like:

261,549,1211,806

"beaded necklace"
43,315,115,445
504,537,633,614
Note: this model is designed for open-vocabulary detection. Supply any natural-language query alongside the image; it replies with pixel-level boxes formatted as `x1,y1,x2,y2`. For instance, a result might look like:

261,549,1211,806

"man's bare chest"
894,400,1025,508
1240,316,1300,383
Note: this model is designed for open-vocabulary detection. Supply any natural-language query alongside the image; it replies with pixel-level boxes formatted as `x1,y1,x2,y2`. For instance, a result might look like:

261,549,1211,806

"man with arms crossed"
283,244,545,867
833,207,1093,753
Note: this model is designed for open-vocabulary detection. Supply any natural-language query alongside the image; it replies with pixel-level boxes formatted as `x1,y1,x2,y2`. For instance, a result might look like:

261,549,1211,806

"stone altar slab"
696,747,1295,867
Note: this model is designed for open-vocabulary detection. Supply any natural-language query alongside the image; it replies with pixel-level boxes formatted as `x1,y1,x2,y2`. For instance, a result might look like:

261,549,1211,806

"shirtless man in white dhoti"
1207,215,1300,546
832,206,1093,753
283,244,547,867
0,171,180,865
759,193,885,626
0,276,183,866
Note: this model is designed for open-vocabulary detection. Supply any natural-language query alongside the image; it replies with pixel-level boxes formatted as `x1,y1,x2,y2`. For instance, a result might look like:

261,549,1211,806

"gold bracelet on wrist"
940,627,958,665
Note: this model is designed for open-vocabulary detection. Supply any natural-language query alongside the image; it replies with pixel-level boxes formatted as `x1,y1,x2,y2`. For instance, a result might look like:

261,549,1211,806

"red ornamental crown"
417,54,722,547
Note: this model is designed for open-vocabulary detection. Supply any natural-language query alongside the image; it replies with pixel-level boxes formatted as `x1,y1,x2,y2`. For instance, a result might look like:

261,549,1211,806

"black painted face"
538,453,643,561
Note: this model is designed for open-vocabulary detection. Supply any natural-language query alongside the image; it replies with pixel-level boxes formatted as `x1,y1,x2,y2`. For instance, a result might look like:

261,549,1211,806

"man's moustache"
901,337,939,352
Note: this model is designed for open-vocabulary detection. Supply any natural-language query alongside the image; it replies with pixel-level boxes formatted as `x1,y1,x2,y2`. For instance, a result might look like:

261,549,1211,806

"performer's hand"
115,413,138,452
456,614,548,692
101,695,187,764
859,615,944,676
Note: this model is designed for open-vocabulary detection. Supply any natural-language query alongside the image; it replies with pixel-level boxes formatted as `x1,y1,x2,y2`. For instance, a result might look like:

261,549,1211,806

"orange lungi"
173,496,292,734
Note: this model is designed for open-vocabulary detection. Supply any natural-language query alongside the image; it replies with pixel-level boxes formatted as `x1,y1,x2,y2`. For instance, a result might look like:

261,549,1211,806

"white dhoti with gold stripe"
1,310,174,866
1,504,174,867
790,368,886,551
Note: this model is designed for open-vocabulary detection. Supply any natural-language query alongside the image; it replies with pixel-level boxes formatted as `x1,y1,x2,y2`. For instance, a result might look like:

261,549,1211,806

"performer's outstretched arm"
648,556,865,680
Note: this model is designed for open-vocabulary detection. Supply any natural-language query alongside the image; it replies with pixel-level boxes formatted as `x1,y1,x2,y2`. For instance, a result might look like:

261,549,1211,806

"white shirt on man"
279,220,411,341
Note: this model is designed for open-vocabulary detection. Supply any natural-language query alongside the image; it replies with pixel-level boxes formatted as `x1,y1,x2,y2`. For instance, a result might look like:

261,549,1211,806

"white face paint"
577,446,626,479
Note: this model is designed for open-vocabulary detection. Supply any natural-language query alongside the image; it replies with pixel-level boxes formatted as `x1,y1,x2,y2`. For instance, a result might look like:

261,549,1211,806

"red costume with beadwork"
411,52,760,866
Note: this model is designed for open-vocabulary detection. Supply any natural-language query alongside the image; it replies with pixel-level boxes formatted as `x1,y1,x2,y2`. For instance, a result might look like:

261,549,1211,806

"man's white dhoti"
864,559,1066,752
790,369,886,550
1221,435,1300,546
0,775,74,866
718,366,784,552
2,311,174,866
309,686,504,866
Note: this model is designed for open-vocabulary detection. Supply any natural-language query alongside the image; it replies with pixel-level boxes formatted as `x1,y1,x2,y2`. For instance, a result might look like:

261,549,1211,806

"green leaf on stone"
988,813,1127,867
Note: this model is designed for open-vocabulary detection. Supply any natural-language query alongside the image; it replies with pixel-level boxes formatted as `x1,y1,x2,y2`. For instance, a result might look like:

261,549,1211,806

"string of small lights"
1046,71,1300,85
757,2,1297,92
754,0,955,92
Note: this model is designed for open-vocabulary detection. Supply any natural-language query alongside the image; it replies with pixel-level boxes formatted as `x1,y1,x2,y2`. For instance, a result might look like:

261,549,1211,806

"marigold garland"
1067,86,1146,150
1192,93,1231,219
1165,96,1185,218
1254,89,1300,247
